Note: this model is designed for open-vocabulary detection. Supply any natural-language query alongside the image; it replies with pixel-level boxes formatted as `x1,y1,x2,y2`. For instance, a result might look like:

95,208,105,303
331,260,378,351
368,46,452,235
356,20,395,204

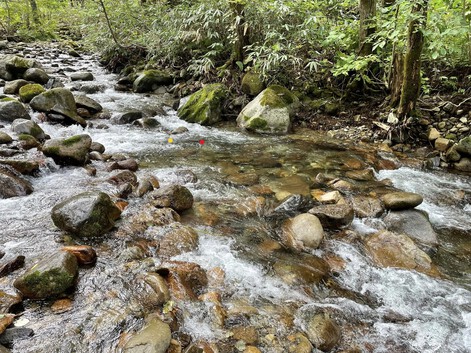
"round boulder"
42,134,92,166
280,213,324,251
305,312,341,351
123,315,171,353
23,68,50,84
19,83,46,103
51,191,122,238
3,79,30,94
148,184,194,212
0,98,31,122
0,164,33,199
13,251,78,299
11,118,46,140
381,191,423,210
70,72,94,81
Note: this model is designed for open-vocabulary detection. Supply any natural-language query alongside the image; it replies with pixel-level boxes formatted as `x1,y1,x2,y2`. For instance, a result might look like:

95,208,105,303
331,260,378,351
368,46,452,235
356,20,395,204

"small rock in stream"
0,327,34,347
0,255,25,277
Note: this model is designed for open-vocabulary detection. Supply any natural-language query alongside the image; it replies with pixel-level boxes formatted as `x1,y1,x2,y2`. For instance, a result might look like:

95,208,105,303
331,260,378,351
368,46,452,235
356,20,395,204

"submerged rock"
123,315,171,353
304,312,341,351
156,223,199,259
13,251,78,299
42,134,92,166
51,191,121,238
364,230,439,276
280,213,324,251
308,203,354,229
177,83,228,125
237,85,298,134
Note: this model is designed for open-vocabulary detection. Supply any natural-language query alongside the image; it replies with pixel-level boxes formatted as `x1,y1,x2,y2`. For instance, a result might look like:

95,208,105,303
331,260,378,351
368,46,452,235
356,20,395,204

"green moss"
22,268,75,298
29,124,44,139
19,83,45,103
18,133,36,141
45,146,61,154
248,117,268,130
62,135,82,146
0,97,15,102
241,71,264,96
259,85,296,108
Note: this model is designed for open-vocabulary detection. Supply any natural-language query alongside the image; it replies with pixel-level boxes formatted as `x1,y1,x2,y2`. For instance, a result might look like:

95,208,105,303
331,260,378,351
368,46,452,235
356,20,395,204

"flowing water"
0,44,470,352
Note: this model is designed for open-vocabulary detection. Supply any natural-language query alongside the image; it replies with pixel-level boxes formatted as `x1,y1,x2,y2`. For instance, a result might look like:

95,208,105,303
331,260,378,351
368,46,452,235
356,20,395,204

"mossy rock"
13,252,78,299
236,85,299,134
51,191,122,238
19,83,46,103
324,102,340,115
4,55,39,75
241,71,264,96
0,131,13,144
133,70,173,93
12,118,46,140
177,83,228,126
42,134,92,166
456,136,471,156
4,79,30,94
0,99,31,122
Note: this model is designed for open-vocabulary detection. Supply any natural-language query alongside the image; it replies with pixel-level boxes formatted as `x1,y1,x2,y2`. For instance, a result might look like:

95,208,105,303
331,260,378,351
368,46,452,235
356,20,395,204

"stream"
0,43,470,353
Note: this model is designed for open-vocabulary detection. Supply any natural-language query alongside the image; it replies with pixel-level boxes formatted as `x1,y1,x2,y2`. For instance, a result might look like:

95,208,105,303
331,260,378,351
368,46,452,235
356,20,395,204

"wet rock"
456,136,471,156
0,98,31,122
51,298,73,314
30,88,85,127
148,185,194,212
382,210,438,249
123,315,171,353
108,158,139,172
0,255,25,277
348,195,384,218
133,70,173,93
311,190,343,204
51,191,121,238
272,194,314,216
0,314,14,335
0,159,40,175
0,132,12,144
345,169,375,181
234,196,266,216
435,137,452,152
0,327,34,346
381,191,423,210
175,169,198,184
454,157,471,172
111,111,143,125
0,291,22,314
273,253,329,285
13,251,78,299
158,261,208,300
73,94,102,113
3,79,29,94
268,175,311,200
237,85,299,134
241,71,264,96
445,144,461,162
0,164,33,198
90,141,105,153
227,172,259,186
132,117,160,129
171,126,189,134
280,213,324,251
231,326,258,345
19,83,45,103
62,245,97,266
4,55,39,76
18,134,40,150
79,84,104,94
287,333,313,353
42,134,92,166
364,230,439,276
23,68,49,84
178,84,228,125
11,119,45,140
156,223,199,259
70,71,94,81
135,178,155,198
305,312,341,351
118,206,180,237
108,170,138,186
132,273,170,311
308,204,354,229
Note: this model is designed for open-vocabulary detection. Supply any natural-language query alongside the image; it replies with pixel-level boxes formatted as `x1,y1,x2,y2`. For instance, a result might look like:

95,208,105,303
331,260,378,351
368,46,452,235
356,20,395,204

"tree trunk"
359,0,376,56
397,0,428,118
389,52,404,107
229,1,249,63
29,0,40,25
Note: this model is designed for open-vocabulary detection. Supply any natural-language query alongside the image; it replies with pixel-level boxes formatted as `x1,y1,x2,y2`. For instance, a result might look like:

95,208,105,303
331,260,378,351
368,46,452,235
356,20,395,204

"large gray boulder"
42,134,92,166
51,191,122,238
74,94,103,113
3,55,40,76
30,88,86,127
110,111,142,125
383,209,438,249
13,251,78,299
0,164,33,199
0,98,30,122
23,68,49,84
132,70,173,93
11,119,46,140
123,315,171,353
177,83,228,125
280,213,324,251
236,85,299,134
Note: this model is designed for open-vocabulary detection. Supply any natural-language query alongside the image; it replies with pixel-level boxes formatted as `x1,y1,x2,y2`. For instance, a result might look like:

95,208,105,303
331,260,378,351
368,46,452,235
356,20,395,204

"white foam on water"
330,240,471,352
377,167,471,230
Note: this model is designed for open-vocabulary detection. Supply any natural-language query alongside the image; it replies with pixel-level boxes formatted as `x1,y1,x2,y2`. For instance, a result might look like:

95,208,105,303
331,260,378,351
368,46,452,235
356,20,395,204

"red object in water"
199,139,205,145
